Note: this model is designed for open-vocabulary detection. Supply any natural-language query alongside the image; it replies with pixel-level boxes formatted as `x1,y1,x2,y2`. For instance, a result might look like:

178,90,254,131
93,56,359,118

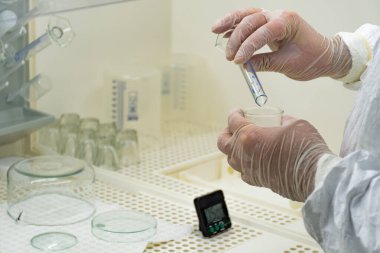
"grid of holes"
95,180,265,253
116,122,300,227
0,180,320,252
283,244,320,253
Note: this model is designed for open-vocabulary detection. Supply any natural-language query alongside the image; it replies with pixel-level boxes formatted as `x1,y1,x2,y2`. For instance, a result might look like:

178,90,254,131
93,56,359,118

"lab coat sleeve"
303,150,380,252
336,24,379,88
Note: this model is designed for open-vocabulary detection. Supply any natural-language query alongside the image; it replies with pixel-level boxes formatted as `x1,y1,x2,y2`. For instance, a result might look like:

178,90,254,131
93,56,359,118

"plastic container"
7,155,96,226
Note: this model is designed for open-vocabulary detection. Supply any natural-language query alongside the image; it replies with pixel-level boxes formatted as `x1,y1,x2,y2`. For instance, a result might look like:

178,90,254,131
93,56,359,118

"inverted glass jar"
7,155,96,226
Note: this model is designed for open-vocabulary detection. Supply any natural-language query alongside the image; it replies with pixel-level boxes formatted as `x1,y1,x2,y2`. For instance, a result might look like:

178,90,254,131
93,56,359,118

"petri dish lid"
31,232,78,251
91,210,157,243
12,156,86,178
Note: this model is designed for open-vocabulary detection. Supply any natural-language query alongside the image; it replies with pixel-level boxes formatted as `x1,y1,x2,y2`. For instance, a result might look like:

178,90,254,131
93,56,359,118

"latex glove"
211,9,352,81
217,109,332,202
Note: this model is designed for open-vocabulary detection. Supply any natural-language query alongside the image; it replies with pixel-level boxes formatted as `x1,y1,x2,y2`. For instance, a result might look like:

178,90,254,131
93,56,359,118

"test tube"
0,15,75,85
215,33,268,107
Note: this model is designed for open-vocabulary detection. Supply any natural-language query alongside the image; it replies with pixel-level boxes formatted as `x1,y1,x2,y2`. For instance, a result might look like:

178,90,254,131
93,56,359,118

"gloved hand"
212,9,352,81
217,109,332,202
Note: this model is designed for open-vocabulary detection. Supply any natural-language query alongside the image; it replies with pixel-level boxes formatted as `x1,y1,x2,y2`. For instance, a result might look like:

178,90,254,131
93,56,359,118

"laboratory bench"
0,121,322,252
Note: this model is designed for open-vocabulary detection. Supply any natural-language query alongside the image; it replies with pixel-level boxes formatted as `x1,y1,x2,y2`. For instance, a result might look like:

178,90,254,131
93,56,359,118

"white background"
35,0,380,153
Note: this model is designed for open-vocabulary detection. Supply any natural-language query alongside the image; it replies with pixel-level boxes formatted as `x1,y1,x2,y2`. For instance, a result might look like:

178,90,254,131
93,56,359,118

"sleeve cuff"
315,154,342,187
335,32,371,86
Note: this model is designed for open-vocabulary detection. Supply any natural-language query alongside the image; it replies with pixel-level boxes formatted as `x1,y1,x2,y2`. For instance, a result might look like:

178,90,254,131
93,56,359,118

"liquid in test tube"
215,33,268,107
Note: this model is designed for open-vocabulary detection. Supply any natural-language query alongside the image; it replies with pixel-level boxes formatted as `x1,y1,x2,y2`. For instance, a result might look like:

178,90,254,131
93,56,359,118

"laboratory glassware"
115,129,139,167
80,117,100,132
31,232,78,251
76,129,97,165
7,156,96,226
59,112,80,127
215,32,268,107
6,74,52,103
0,15,75,85
107,66,162,137
38,120,60,153
95,122,120,170
59,113,80,155
91,210,157,243
243,106,283,126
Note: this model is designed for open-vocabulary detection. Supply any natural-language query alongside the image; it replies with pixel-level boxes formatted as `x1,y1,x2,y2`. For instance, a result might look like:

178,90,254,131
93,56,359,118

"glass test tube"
215,33,268,107
0,15,75,84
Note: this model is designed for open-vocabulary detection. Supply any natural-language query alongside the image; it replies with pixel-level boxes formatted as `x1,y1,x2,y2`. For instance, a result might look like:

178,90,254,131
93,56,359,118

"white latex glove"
212,9,352,81
217,109,332,202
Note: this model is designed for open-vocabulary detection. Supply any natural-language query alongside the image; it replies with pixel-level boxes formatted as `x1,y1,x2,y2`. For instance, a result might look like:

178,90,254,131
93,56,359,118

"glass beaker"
95,123,119,170
243,106,283,127
115,129,139,167
59,114,80,156
7,156,96,226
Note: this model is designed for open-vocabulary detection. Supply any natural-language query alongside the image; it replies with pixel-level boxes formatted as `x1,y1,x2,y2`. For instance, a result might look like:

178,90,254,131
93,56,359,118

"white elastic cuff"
335,32,371,86
315,154,342,187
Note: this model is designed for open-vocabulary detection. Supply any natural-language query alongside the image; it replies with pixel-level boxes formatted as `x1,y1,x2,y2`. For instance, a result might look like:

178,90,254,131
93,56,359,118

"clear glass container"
31,232,78,251
7,155,96,226
243,106,283,127
91,210,157,243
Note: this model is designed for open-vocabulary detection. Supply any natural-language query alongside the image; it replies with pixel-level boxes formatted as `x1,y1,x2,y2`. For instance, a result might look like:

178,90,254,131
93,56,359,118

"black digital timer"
194,190,231,237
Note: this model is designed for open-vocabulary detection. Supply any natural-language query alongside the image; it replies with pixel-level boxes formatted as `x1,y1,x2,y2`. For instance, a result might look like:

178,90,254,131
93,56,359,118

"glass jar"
243,106,283,127
7,155,95,226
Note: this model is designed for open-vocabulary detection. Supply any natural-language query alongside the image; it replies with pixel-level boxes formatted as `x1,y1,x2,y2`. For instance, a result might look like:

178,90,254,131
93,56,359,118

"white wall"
33,0,380,154
170,0,380,153
35,0,171,121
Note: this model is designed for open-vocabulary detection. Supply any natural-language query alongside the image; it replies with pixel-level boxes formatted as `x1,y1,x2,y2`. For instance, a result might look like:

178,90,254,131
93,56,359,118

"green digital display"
204,203,225,223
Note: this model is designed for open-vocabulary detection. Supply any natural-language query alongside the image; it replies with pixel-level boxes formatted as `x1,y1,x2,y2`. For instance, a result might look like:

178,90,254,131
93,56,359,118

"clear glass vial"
7,155,96,226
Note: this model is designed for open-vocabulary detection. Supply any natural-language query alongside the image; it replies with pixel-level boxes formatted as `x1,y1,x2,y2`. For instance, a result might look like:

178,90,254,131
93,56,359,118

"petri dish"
7,156,96,226
31,232,78,251
91,210,157,243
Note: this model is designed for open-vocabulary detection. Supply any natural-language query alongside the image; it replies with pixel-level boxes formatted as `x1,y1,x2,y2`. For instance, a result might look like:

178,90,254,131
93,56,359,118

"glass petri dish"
7,156,96,226
31,232,78,251
91,210,157,243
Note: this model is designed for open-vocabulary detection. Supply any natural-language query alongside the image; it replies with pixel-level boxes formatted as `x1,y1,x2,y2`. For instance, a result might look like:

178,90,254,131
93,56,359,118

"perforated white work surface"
29,121,322,252
0,180,321,253
114,122,308,233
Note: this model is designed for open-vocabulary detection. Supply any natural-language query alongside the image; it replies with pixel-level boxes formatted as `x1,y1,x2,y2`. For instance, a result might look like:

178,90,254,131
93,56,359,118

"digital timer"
194,190,231,237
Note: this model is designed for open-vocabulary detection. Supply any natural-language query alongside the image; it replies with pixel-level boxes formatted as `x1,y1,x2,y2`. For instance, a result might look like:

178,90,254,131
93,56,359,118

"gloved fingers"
228,108,249,134
282,115,298,126
217,127,232,155
248,51,287,72
227,156,241,173
234,18,290,64
225,12,268,60
211,8,263,34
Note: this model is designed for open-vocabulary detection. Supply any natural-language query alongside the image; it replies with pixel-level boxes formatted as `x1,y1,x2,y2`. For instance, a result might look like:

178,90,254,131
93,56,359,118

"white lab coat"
303,24,380,253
